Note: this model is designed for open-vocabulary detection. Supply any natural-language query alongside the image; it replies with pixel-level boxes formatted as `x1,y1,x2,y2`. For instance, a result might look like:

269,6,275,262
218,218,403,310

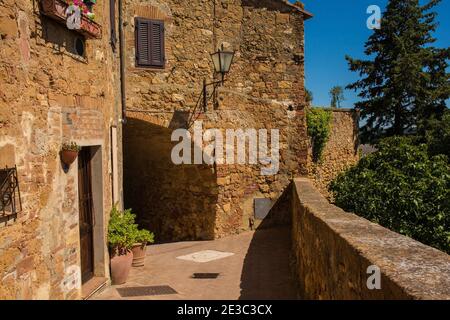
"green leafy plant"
61,141,81,152
306,108,332,162
424,111,450,158
135,229,155,245
329,136,450,254
108,205,154,256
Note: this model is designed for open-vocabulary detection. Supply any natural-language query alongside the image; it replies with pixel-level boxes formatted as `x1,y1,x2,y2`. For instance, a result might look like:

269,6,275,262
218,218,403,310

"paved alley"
94,226,297,300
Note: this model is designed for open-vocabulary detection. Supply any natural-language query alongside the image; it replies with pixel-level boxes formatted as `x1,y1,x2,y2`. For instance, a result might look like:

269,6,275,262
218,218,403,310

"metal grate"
0,166,22,219
191,273,220,279
116,285,177,297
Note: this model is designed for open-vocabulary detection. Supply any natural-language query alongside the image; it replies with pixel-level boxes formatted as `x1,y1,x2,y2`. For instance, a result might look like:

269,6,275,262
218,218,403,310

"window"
135,18,165,68
74,37,85,57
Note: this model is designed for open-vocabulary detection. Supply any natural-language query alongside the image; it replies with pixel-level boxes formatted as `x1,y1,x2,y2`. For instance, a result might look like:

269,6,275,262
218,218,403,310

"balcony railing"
0,166,22,220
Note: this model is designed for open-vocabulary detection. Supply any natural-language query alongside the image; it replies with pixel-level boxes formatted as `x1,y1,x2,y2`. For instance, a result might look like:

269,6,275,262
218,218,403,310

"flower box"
40,0,102,39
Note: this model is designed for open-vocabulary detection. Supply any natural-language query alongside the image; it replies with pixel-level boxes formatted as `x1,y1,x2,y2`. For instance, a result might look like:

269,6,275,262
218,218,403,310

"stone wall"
309,108,359,198
291,178,450,300
122,0,311,241
0,0,121,299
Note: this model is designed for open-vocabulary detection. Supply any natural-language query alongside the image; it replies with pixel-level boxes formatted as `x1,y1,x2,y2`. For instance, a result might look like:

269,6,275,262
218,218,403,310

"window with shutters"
135,18,165,68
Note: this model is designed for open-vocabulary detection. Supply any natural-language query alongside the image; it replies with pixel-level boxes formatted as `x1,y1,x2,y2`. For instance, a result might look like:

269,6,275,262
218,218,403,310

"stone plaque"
254,198,273,220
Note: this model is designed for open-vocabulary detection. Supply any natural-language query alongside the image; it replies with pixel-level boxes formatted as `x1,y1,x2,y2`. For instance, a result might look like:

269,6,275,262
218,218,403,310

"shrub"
108,205,155,256
329,136,450,254
306,108,332,162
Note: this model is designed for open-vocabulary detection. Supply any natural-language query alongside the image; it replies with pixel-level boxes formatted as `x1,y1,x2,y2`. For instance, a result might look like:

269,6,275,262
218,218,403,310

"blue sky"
299,0,450,108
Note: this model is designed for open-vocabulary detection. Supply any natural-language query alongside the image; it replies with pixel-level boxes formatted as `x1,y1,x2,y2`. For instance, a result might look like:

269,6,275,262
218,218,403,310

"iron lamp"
210,45,235,82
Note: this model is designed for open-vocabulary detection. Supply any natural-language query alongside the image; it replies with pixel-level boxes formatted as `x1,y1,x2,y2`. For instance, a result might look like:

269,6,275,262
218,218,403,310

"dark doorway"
78,147,95,284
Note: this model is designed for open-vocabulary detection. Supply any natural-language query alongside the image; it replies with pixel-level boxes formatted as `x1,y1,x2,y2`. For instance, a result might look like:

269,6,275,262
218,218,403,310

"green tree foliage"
346,0,450,144
329,86,345,108
330,137,450,253
305,89,313,106
424,110,450,157
108,205,155,255
306,108,332,162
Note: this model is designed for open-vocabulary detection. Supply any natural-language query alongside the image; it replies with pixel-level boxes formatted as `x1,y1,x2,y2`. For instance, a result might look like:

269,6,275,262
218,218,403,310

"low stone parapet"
291,178,450,300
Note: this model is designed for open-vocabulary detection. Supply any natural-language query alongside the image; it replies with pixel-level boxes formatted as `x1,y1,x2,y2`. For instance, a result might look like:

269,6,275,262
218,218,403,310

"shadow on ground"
123,115,218,243
239,184,298,300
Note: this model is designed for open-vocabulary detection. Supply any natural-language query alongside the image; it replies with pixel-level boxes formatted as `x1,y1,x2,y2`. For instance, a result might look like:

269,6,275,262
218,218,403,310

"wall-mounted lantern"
210,45,235,83
202,44,235,112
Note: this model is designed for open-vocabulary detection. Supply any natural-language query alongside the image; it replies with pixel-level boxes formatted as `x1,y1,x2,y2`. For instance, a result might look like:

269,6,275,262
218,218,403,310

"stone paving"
93,226,297,300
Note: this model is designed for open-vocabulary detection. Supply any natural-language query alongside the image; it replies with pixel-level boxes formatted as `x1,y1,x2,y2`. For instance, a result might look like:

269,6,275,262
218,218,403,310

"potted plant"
60,141,81,166
131,228,154,267
108,205,138,285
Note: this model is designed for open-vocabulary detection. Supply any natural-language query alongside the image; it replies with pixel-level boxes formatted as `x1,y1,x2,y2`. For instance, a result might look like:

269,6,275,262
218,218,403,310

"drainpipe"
118,0,127,124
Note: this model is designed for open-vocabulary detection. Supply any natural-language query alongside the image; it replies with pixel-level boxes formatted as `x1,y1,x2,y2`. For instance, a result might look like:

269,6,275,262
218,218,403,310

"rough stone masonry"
122,0,311,241
0,0,122,299
121,0,357,242
0,0,358,300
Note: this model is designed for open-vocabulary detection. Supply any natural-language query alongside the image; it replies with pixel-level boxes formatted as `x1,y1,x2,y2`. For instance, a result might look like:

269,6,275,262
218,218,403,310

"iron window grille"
0,166,22,219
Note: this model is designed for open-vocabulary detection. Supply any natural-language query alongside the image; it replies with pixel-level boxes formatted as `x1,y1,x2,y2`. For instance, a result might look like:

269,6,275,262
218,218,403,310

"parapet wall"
291,178,450,300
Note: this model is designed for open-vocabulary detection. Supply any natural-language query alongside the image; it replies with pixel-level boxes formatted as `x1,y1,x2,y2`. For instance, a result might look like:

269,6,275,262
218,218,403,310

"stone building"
0,0,359,300
121,0,320,242
0,0,123,299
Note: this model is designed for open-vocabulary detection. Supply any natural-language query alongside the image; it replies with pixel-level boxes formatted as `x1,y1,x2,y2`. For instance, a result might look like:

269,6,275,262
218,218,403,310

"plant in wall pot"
108,205,140,285
60,141,81,166
131,228,155,267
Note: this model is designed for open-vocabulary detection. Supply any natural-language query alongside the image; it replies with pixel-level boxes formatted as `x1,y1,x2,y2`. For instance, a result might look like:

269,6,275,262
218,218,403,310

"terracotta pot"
131,243,147,267
110,251,133,285
61,150,78,166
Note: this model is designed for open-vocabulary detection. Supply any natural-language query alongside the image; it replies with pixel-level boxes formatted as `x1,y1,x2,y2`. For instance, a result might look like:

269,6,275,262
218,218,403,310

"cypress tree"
346,0,450,143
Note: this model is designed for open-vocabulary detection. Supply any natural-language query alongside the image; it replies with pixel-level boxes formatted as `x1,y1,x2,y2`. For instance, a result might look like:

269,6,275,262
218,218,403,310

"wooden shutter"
135,18,165,68
136,18,151,66
150,20,165,67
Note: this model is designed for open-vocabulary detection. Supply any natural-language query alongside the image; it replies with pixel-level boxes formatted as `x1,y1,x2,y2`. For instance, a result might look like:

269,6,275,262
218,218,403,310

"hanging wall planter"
60,142,81,167
40,0,102,39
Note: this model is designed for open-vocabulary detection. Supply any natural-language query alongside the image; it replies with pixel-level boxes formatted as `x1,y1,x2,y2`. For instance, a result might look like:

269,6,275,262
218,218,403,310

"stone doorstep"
82,277,109,300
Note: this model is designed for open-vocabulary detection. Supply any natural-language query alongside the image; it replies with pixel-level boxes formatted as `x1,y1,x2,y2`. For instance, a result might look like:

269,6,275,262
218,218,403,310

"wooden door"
78,147,94,284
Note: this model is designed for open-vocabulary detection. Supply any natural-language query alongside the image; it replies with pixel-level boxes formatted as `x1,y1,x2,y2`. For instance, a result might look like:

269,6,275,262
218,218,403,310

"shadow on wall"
123,115,218,243
239,184,298,300
40,17,86,58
